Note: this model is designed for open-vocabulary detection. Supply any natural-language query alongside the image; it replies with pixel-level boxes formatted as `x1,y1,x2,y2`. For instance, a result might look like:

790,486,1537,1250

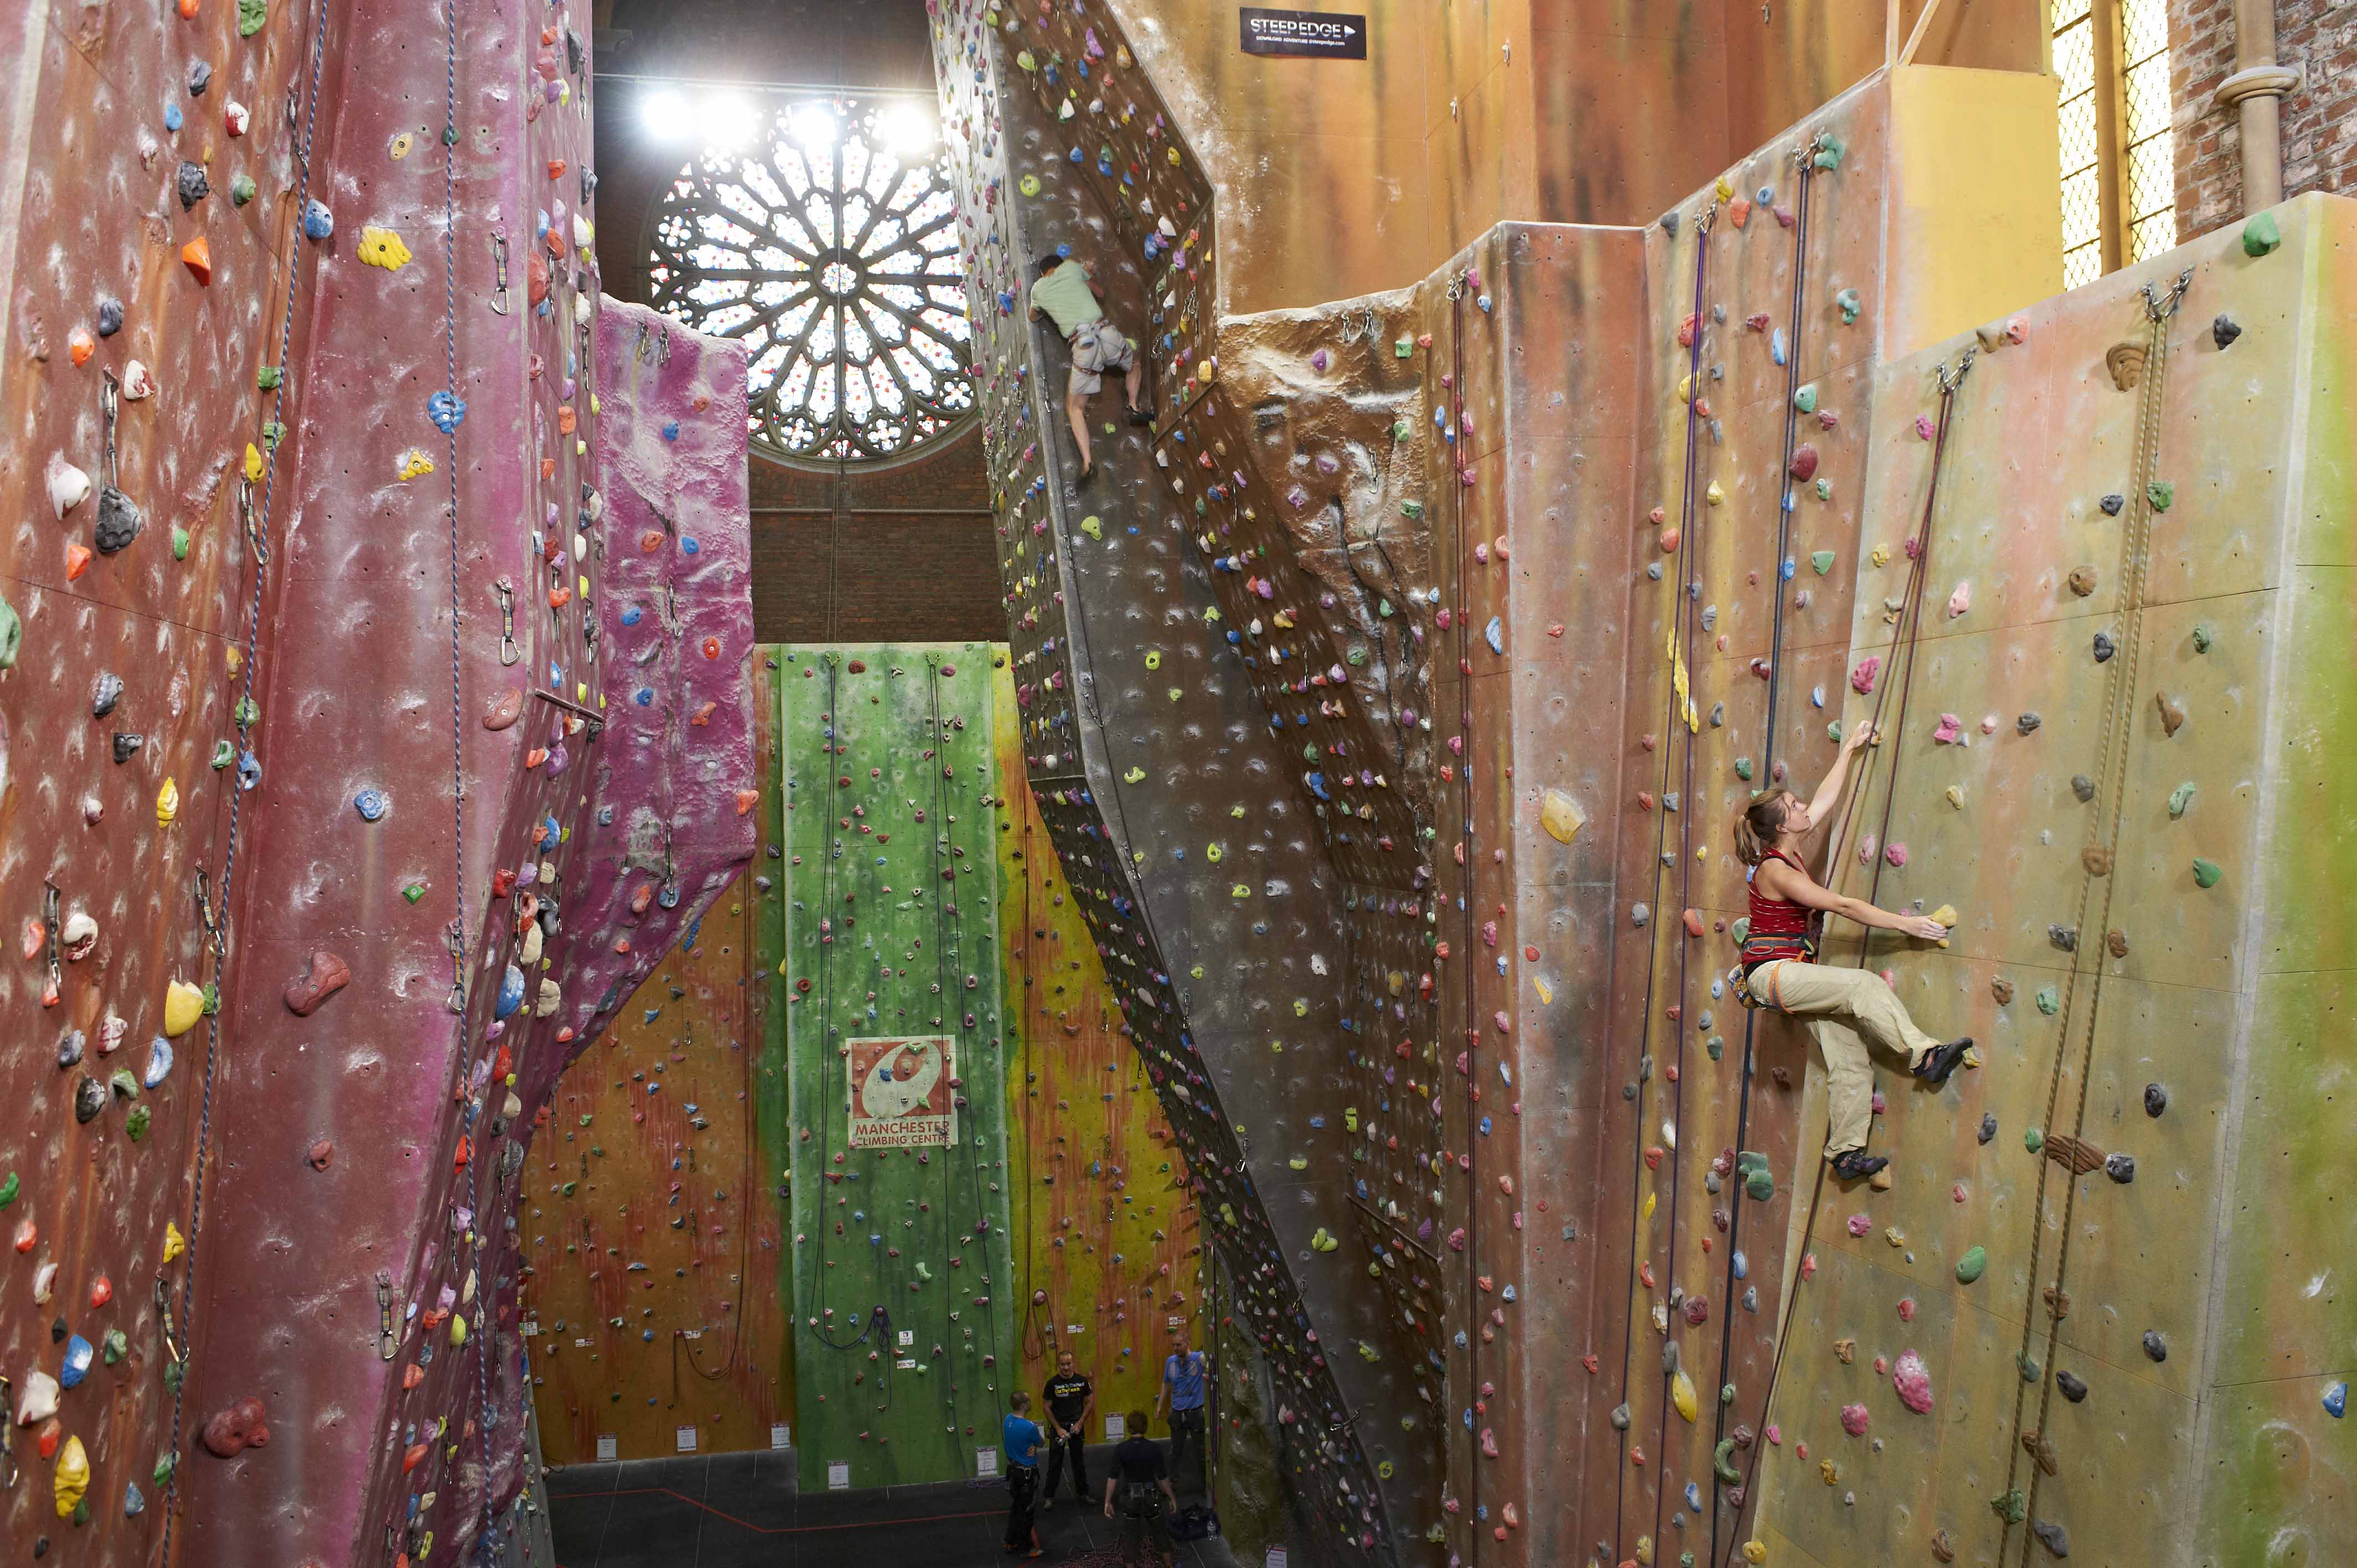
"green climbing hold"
1713,1436,1740,1483
1991,1488,2027,1523
1814,477,1832,501
101,1328,128,1365
2024,1127,2044,1154
1793,384,1819,414
2147,479,2175,512
0,1172,17,1209
1812,131,1846,172
2193,858,2224,889
2035,985,2060,1015
257,366,284,391
1401,500,1423,520
1734,757,1753,781
1707,1035,1724,1061
1810,550,1835,575
1956,1245,1987,1283
230,174,257,207
172,527,191,561
1394,337,1413,359
1079,515,1102,539
403,884,427,905
238,0,267,38
1392,419,1411,440
0,594,20,670
211,741,235,770
153,1453,178,1487
1827,720,1844,744
2192,623,2212,653
2242,211,2281,256
2169,782,2196,819
126,1105,151,1142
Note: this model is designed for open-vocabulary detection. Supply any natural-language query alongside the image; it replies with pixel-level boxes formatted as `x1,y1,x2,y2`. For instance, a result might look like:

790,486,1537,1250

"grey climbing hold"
1631,904,1650,928
2144,1082,2167,1117
2104,1152,2135,1183
2032,1520,2070,1557
2212,314,2241,349
2093,630,2117,662
2016,713,2040,735
0,595,18,670
96,298,124,337
57,1030,86,1068
75,1076,105,1123
2142,1330,2168,1363
2099,493,2125,516
176,161,210,210
95,486,145,554
1660,212,1680,236
2072,774,2097,803
1610,1401,1632,1429
92,673,123,719
112,733,145,764
2056,1369,2088,1402
2048,924,2078,952
1978,1113,1997,1144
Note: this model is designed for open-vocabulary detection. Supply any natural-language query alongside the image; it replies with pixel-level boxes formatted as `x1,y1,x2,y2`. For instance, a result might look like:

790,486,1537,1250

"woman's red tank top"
1742,848,1818,972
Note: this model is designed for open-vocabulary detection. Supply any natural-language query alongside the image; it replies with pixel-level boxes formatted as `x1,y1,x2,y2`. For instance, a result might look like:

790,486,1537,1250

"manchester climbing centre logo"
845,1036,956,1149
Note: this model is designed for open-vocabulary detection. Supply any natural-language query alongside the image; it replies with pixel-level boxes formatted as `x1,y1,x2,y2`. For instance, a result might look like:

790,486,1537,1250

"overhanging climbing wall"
778,645,1015,1490
933,1,1440,1556
0,2,756,1561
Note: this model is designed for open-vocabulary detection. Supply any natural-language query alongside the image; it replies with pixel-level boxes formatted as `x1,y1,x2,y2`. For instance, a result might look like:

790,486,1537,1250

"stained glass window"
646,95,974,463
2054,0,2175,289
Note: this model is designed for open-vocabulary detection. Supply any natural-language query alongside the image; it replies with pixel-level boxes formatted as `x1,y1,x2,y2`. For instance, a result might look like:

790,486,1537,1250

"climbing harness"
1997,267,2194,1566
153,0,333,1552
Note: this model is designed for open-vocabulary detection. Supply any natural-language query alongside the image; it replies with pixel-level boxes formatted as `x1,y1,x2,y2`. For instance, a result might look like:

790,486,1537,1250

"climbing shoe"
1126,404,1154,427
1912,1037,1973,1087
1830,1149,1888,1182
1075,459,1097,486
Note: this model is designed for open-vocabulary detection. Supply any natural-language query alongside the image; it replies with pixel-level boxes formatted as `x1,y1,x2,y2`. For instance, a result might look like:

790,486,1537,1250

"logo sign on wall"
1239,7,1367,59
846,1035,956,1148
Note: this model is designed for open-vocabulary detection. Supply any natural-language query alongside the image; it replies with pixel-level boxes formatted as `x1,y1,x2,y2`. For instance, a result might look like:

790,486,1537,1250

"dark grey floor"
547,1450,1241,1568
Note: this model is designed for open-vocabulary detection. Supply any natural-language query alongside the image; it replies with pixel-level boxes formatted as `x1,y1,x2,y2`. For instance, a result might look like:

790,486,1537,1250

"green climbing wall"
779,645,1017,1490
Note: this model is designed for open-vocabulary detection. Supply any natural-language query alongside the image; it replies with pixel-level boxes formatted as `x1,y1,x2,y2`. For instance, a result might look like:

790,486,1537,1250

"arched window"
646,94,974,463
2055,0,2176,289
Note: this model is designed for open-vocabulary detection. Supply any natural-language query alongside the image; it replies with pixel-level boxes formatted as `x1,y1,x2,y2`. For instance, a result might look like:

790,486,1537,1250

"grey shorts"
1068,319,1134,396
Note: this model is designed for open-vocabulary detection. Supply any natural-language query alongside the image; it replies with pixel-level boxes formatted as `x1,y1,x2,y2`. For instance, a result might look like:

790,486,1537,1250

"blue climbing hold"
354,788,390,822
302,200,334,240
496,964,527,1020
237,750,262,791
428,390,467,433
60,1334,95,1389
661,420,680,442
2328,1382,2348,1419
1484,616,1503,654
681,537,699,554
165,103,183,131
125,1480,145,1516
145,1038,174,1090
634,687,655,706
621,605,642,626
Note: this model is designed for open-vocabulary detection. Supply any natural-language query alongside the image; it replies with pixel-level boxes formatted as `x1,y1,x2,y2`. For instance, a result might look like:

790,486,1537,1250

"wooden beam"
1887,0,1903,68
1898,0,1950,65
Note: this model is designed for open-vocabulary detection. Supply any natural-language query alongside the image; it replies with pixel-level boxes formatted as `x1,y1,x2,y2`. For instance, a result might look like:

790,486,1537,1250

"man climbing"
1153,1324,1209,1497
1039,1348,1094,1510
1028,251,1151,483
1732,721,1974,1182
1002,1390,1046,1557
1102,1409,1176,1567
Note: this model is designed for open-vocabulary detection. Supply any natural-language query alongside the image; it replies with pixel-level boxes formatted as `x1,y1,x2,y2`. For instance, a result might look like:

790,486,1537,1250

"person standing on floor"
1027,251,1151,484
1002,1390,1046,1558
1732,721,1974,1183
1039,1348,1095,1510
1152,1324,1210,1496
1102,1410,1177,1567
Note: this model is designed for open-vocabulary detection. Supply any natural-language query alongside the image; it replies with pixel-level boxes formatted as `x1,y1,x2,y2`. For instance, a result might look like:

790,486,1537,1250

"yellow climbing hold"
1196,359,1216,384
55,1435,89,1518
1671,1368,1699,1422
1643,1190,1656,1223
1533,978,1553,1005
1309,1227,1339,1252
164,979,205,1038
163,1221,186,1264
1205,843,1223,863
451,1313,469,1347
1870,544,1891,567
1930,904,1959,947
1705,480,1726,507
357,226,413,270
1716,176,1735,200
244,442,264,482
156,777,179,827
398,448,435,480
1744,1543,1769,1564
1540,788,1586,844
1079,515,1102,539
1123,766,1144,783
1231,884,1251,899
1144,651,1161,670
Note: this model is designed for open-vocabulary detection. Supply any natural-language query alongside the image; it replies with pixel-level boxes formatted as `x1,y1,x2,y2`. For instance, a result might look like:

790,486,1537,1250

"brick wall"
588,8,1004,647
2173,0,2357,238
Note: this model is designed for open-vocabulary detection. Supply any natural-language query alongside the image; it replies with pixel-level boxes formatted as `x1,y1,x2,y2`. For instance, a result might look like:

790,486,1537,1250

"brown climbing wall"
0,0,330,1552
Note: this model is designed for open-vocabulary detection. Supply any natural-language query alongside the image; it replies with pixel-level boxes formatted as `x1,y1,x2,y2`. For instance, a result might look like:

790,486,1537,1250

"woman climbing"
1733,721,1973,1182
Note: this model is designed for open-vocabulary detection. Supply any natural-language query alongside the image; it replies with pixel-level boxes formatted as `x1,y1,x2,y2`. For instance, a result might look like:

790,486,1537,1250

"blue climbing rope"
156,0,333,1552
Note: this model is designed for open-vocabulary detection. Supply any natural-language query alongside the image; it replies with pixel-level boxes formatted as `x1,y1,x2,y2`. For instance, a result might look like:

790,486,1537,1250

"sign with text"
845,1035,956,1148
1240,8,1366,59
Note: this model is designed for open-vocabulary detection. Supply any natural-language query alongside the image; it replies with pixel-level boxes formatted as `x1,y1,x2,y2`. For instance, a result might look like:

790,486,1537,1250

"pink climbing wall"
0,0,752,1562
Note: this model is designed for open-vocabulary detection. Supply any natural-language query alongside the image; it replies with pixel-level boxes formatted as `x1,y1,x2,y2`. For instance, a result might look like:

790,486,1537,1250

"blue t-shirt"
1164,1350,1208,1411
1003,1413,1044,1469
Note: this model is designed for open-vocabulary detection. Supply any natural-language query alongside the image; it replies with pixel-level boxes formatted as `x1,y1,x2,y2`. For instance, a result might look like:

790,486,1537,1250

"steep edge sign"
1239,7,1367,59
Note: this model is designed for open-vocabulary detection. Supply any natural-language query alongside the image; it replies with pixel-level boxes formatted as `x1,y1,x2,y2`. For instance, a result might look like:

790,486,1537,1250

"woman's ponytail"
1733,791,1797,866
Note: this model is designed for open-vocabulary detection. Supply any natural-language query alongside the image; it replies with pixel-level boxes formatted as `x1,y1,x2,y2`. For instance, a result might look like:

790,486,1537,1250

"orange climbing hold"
181,236,212,285
64,542,92,580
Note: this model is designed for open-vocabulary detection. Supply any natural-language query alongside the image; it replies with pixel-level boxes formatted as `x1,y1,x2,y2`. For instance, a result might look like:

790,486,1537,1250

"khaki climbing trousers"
1748,960,1941,1158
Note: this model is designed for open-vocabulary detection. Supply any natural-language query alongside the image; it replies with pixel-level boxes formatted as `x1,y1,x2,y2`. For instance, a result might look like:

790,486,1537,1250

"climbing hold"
176,161,210,209
2156,692,2186,736
302,199,334,240
2143,1330,2168,1362
2072,774,2097,803
2104,1152,2135,1183
2104,341,2147,390
2327,1383,2348,1419
1839,1403,1869,1436
54,1435,89,1520
2192,858,2224,889
1789,445,1818,482
181,236,213,283
428,390,467,432
2144,1082,2168,1118
283,951,351,1016
48,456,90,518
59,1335,94,1388
164,979,204,1037
1892,1350,1933,1414
156,777,179,827
354,788,389,822
1671,1369,1698,1422
1835,288,1861,325
1955,1245,1987,1283
2031,1521,2070,1558
2093,630,2117,662
2067,565,2097,597
2167,781,2196,818
2147,480,2175,512
2212,314,2241,349
1946,580,1971,618
2242,211,2281,256
1540,789,1586,843
1810,550,1835,575
357,226,413,270
2016,712,2042,736
202,1396,269,1457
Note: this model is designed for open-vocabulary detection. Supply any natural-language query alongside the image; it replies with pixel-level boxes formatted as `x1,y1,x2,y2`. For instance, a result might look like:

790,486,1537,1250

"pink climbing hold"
1898,1296,1918,1322
1893,1349,1934,1414
1885,842,1909,868
1947,580,1972,618
1850,656,1881,695
1847,1213,1872,1237
1916,414,1936,440
1932,713,1962,744
1840,1403,1870,1436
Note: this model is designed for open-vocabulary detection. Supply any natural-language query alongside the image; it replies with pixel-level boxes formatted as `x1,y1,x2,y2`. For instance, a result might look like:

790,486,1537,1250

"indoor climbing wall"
777,644,1016,1490
991,668,1202,1439
520,873,789,1464
0,0,327,1556
933,0,1441,1556
1738,194,2357,1568
0,1,756,1563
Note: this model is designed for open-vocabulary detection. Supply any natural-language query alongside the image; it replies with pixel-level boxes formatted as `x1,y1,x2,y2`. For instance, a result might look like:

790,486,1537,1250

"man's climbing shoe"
1074,460,1097,486
1126,404,1154,427
1912,1037,1973,1087
1830,1149,1888,1182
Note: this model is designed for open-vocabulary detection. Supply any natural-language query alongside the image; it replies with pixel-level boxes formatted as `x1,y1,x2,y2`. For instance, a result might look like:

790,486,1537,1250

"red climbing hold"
284,950,351,1016
202,1396,270,1457
1788,445,1818,482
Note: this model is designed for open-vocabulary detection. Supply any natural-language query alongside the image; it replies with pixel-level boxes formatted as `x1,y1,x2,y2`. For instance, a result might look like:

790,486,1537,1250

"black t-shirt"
1111,1436,1166,1484
1044,1370,1094,1426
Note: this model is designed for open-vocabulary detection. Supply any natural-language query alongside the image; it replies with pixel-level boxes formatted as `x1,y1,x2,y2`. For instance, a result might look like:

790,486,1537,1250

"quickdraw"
239,474,268,566
40,881,61,1004
488,230,511,316
376,1269,398,1360
193,866,223,958
493,576,520,666
155,1274,189,1368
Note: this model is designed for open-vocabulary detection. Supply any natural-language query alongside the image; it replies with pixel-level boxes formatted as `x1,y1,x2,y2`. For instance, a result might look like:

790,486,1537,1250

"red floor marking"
553,1485,1003,1535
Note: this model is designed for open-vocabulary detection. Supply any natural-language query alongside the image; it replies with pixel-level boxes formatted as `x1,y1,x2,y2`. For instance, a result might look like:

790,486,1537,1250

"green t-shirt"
1030,261,1103,336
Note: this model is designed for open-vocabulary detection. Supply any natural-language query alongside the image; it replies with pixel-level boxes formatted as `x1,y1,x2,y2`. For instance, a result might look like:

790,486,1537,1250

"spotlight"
874,101,938,158
641,89,688,140
707,95,761,151
789,102,840,154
